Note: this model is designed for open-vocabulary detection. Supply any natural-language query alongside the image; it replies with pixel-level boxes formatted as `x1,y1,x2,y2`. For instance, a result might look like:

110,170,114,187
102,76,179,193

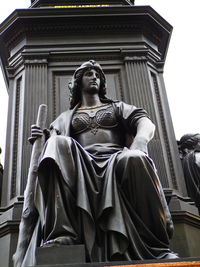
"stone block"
36,245,86,265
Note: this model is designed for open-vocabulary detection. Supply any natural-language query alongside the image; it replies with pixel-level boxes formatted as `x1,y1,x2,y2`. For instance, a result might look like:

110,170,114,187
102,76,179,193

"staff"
13,104,47,267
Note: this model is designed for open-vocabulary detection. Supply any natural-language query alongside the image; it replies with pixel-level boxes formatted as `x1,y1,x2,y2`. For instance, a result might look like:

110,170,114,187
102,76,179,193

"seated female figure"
15,60,177,266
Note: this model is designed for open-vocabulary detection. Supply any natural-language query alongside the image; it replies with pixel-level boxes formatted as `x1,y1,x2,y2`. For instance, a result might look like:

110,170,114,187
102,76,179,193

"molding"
10,77,22,200
172,211,200,229
122,49,164,70
0,6,172,85
6,53,49,79
124,56,148,63
0,197,24,213
24,59,48,65
52,71,59,120
7,47,163,75
151,72,178,190
117,69,124,102
0,220,20,237
0,6,172,52
30,0,135,8
4,23,140,50
0,6,172,32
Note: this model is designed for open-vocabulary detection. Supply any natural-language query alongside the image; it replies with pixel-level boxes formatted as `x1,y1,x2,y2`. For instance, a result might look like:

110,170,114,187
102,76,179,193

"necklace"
78,103,108,110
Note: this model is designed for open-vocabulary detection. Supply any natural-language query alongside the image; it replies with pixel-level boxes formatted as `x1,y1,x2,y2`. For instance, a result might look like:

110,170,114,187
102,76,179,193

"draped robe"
21,101,175,266
181,150,200,213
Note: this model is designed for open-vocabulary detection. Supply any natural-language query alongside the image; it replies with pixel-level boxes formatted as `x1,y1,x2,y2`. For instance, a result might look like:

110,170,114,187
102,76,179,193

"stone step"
32,258,200,267
33,246,200,267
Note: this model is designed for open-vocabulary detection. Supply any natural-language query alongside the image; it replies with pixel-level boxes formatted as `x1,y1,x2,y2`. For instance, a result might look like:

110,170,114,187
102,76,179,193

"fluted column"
124,56,186,194
1,69,17,205
18,59,48,195
2,58,49,205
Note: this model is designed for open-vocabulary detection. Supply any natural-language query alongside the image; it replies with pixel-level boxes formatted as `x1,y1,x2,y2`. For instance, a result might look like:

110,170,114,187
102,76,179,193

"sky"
0,0,200,165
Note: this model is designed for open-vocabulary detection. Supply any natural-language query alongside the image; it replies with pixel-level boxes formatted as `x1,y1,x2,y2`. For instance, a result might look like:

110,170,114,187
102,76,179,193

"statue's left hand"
129,137,148,154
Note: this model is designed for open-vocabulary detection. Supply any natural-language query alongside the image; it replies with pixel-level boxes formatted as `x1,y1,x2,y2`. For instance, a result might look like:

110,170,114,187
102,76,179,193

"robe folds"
181,151,200,213
22,101,175,266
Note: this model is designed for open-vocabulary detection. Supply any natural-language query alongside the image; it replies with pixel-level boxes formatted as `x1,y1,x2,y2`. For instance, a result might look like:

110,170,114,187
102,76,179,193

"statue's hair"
179,133,200,150
68,60,111,109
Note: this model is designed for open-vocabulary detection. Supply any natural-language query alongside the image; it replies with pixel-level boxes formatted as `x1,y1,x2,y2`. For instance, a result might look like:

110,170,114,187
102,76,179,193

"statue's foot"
162,252,179,259
42,236,78,247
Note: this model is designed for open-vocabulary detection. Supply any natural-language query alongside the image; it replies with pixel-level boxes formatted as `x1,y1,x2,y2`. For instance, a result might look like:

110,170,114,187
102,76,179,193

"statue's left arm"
129,117,155,154
115,101,154,154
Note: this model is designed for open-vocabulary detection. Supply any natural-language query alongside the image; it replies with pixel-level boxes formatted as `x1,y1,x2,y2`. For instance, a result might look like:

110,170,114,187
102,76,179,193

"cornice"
0,5,172,86
1,16,170,60
0,6,172,65
0,6,172,36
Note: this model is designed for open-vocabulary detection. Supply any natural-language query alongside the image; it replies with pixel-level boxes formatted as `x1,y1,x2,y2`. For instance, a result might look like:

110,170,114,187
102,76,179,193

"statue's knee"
116,150,147,178
47,135,73,149
126,149,145,160
120,149,146,166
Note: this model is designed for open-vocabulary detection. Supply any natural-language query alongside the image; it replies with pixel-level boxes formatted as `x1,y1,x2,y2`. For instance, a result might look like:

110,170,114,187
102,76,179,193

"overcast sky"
0,0,200,164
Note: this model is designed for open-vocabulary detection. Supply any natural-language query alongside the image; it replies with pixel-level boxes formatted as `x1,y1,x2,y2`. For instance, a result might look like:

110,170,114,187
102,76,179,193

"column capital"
124,55,148,62
23,58,48,66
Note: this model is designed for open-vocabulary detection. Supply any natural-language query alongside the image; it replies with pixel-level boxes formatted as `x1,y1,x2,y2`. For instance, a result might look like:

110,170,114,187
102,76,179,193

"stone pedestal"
36,245,86,265
27,258,200,267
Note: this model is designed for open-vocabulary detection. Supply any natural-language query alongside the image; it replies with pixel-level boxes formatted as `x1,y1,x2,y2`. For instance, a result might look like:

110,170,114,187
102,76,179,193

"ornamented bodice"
71,103,118,135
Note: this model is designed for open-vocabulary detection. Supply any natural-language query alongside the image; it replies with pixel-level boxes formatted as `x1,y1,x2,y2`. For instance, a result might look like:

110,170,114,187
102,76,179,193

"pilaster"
21,57,48,194
124,56,186,195
1,56,48,206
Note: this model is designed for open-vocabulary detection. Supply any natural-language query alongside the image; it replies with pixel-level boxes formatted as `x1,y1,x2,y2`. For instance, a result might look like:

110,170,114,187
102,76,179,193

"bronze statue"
178,133,200,213
13,60,177,267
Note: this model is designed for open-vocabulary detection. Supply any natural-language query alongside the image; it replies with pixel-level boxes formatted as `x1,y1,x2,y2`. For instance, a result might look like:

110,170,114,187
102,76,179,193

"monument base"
36,245,86,265
33,246,200,267
30,258,200,267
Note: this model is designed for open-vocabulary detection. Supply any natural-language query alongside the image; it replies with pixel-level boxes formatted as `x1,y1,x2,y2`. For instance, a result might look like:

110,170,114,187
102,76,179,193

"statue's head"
68,60,109,109
178,133,200,157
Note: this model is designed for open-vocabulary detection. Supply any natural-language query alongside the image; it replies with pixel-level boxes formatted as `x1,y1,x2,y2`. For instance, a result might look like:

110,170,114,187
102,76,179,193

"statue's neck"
81,93,102,108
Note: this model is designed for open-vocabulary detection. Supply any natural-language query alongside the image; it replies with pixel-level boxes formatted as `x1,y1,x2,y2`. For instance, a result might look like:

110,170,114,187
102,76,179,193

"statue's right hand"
28,124,43,145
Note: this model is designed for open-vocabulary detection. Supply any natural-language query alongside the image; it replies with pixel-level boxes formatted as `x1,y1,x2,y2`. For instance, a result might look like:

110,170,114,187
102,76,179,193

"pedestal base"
36,245,86,265
30,258,200,267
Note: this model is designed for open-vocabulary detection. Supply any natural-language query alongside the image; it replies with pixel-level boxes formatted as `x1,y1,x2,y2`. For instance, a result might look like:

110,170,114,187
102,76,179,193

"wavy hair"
68,60,111,109
178,133,200,157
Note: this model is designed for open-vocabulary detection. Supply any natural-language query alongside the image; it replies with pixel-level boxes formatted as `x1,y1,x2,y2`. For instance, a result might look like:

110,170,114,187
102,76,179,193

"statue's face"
81,68,101,94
